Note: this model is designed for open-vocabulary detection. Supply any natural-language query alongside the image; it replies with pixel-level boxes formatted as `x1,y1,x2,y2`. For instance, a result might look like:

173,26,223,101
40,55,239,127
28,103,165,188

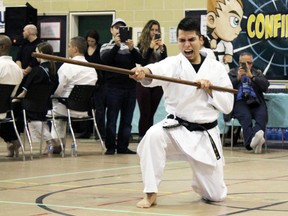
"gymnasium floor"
0,136,287,216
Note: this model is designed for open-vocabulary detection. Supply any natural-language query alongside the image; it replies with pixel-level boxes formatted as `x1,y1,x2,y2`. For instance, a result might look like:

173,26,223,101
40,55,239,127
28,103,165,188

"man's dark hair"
239,52,253,59
176,17,201,37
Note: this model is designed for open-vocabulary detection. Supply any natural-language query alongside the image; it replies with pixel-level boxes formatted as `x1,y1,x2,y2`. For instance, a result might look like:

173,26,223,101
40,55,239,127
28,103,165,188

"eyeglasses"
239,61,253,65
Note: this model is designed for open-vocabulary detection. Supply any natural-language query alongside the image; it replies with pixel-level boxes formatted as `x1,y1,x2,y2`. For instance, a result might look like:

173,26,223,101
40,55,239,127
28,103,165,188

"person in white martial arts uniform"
130,17,234,208
51,36,98,144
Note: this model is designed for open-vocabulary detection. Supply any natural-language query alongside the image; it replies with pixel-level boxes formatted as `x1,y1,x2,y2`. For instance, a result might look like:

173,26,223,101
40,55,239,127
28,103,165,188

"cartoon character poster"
207,0,244,72
208,0,288,80
232,0,288,80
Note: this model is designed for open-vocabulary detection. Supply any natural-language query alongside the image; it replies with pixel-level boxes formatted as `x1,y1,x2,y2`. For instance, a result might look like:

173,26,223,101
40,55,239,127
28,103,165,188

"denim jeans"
93,84,107,138
233,100,268,150
105,87,136,152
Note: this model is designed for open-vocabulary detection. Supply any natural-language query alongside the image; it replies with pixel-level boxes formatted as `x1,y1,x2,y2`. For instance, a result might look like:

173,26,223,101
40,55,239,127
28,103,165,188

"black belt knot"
166,114,220,160
167,114,217,131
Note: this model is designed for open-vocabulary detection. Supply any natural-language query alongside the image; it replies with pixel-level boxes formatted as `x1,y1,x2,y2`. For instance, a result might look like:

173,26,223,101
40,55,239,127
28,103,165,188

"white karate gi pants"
51,101,88,139
137,121,227,202
28,121,52,142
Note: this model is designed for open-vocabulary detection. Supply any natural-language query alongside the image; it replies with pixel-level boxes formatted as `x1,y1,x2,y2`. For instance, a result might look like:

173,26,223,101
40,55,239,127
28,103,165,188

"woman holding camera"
137,19,168,140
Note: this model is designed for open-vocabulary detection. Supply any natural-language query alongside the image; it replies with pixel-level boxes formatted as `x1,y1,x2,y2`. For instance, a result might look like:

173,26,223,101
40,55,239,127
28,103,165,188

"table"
264,93,288,128
132,94,288,137
132,98,167,133
264,93,288,144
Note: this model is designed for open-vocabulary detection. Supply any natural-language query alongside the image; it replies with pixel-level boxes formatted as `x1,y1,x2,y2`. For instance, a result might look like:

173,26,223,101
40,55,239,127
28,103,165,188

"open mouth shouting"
184,49,194,57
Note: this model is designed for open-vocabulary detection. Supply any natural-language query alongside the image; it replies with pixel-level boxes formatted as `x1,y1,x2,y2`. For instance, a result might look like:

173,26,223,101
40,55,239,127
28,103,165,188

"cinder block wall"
3,0,207,55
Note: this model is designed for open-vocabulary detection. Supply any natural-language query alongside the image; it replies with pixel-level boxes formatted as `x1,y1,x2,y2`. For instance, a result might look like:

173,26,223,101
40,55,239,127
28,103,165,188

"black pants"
0,102,24,142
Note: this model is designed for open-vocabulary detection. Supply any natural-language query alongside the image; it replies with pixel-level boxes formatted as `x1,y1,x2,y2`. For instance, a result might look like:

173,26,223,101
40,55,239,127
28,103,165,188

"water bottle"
277,128,282,140
271,128,277,140
71,143,76,156
48,144,53,157
266,128,271,140
285,129,288,140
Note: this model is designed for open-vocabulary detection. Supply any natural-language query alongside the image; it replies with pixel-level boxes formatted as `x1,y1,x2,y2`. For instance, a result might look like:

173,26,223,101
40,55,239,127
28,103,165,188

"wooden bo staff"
32,53,238,94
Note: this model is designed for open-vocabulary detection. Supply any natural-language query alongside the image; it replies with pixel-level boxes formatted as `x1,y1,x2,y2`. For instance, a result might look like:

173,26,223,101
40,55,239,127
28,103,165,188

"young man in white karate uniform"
131,17,234,208
51,37,98,143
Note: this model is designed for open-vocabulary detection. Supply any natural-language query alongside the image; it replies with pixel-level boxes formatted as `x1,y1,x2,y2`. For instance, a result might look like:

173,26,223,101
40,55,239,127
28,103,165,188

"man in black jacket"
228,52,270,153
100,18,143,155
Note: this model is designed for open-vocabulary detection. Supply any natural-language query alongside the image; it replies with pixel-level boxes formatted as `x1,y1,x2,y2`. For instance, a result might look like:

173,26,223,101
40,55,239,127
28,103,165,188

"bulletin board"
37,15,67,58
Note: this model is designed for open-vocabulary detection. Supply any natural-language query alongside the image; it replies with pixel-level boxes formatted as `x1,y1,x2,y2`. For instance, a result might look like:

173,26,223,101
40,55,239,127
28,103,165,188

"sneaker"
254,137,265,154
105,149,115,155
53,145,63,154
250,130,264,150
117,149,136,154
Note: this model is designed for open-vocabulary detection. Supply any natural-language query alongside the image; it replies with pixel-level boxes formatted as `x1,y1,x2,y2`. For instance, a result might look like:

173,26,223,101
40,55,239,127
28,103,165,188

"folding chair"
0,84,25,161
20,84,62,159
222,114,265,151
221,117,242,150
51,85,106,156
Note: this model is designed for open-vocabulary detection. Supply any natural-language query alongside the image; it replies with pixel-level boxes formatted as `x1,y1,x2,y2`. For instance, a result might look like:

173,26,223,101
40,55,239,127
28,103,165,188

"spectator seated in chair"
227,52,270,154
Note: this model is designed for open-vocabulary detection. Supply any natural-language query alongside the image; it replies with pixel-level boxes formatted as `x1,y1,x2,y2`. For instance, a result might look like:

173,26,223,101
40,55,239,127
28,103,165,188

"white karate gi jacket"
51,55,98,138
0,56,23,119
141,53,234,166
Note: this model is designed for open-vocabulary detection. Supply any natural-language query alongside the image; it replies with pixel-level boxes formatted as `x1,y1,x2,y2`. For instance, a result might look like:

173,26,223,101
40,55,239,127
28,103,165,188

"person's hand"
223,54,232,64
238,63,253,80
126,39,134,51
130,67,149,81
155,38,163,47
114,33,121,47
196,79,213,96
23,69,29,76
150,38,156,49
12,98,20,103
237,66,246,80
210,39,217,49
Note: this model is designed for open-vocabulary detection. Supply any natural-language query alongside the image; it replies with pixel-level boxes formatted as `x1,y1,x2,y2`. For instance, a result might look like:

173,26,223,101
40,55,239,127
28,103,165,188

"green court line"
0,161,184,183
0,200,188,216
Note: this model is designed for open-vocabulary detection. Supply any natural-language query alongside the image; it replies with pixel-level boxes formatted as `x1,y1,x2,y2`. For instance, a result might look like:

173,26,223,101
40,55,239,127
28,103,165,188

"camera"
241,75,251,100
241,75,260,106
119,26,132,42
155,33,161,40
240,62,247,71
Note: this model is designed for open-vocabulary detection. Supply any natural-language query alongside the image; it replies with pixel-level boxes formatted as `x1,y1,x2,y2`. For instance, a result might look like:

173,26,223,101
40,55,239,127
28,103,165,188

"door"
69,12,115,45
78,15,112,45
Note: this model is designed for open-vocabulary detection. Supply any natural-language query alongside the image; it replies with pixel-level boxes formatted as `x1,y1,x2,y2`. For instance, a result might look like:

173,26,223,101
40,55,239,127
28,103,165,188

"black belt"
167,115,217,131
213,51,225,61
167,114,220,160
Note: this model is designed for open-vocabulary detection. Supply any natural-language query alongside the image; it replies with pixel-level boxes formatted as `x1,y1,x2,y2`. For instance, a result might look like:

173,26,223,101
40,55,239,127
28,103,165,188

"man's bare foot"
136,193,157,208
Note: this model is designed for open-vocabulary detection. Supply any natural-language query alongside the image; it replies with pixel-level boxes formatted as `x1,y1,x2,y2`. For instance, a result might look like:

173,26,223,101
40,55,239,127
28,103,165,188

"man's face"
110,23,122,38
213,0,243,41
178,30,203,64
23,27,29,39
239,55,253,71
67,42,75,58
